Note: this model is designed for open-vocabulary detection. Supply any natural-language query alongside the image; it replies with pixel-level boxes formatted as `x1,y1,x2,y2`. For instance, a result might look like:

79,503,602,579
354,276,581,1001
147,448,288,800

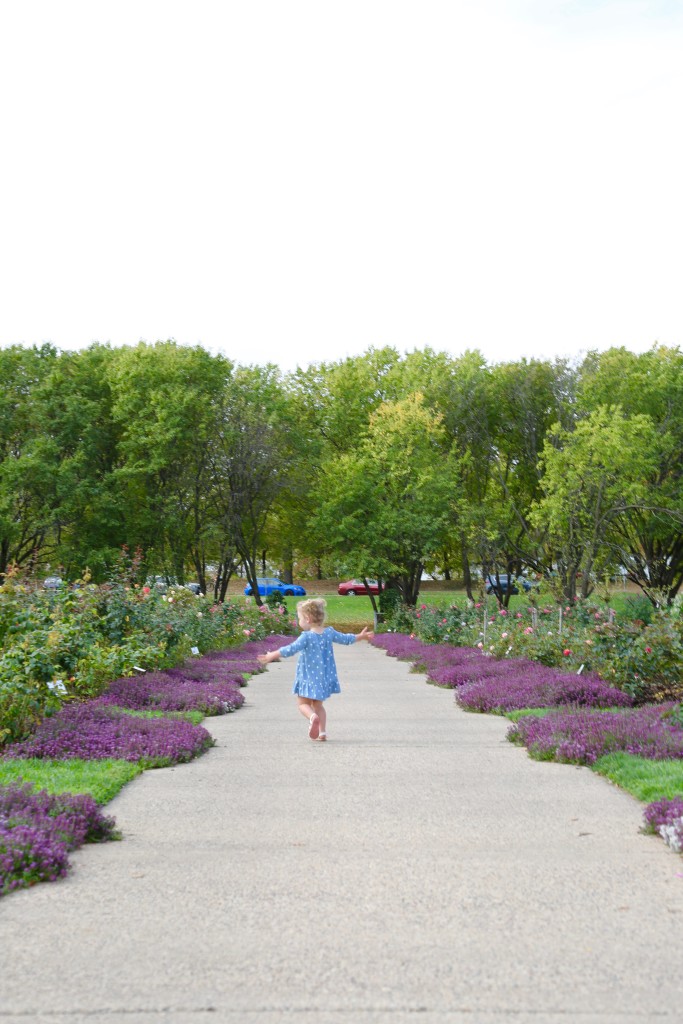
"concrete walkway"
1,643,682,1023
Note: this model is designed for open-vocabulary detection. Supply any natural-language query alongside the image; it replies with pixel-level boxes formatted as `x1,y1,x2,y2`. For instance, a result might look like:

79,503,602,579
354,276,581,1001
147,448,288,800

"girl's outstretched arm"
355,627,374,642
257,650,282,665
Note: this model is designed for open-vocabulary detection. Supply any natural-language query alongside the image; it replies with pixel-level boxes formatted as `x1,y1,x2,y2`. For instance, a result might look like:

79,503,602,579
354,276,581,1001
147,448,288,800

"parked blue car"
244,577,307,598
485,574,533,595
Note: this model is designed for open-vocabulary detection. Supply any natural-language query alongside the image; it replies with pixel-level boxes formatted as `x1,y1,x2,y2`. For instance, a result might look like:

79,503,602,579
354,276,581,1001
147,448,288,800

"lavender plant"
383,595,683,703
0,822,70,894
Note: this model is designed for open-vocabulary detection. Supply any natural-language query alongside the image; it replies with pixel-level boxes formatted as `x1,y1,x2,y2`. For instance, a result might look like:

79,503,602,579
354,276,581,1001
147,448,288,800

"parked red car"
337,579,384,596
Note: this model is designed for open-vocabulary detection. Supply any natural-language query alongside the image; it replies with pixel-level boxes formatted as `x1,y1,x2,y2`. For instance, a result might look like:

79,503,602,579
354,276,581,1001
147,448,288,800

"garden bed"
0,634,293,897
372,629,683,860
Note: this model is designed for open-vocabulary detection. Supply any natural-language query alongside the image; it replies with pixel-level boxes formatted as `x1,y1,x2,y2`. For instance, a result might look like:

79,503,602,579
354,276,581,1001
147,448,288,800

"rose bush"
0,562,295,744
385,596,683,703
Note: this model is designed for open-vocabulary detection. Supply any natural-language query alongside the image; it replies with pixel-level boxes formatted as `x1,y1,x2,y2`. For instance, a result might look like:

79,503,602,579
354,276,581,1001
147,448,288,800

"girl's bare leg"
296,698,327,739
311,700,327,737
297,698,315,722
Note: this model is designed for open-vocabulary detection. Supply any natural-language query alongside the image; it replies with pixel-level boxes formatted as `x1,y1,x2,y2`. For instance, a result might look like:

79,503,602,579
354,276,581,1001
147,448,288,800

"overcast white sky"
1,0,682,372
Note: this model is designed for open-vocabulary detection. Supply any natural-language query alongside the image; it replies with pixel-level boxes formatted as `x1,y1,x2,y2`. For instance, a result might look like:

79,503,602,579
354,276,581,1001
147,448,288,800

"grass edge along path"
0,635,291,897
372,633,683,860
0,758,142,804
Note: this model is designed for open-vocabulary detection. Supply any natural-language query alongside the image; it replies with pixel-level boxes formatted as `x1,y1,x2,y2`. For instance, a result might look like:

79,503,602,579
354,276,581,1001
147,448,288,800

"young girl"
257,598,374,741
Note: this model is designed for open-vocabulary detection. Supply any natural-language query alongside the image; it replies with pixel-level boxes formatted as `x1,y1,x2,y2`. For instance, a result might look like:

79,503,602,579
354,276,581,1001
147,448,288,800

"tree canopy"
0,339,680,606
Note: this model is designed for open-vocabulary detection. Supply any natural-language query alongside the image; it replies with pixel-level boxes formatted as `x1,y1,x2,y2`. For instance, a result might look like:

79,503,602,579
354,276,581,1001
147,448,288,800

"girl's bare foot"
308,714,320,740
318,732,327,742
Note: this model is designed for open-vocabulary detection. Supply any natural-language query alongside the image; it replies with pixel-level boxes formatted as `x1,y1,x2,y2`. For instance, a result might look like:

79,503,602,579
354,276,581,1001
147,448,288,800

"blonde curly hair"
297,598,327,625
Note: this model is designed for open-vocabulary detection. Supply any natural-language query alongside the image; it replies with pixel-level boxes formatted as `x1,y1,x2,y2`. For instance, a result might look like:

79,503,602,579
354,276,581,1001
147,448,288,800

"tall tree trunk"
461,534,473,602
243,549,264,606
282,547,293,584
0,538,9,577
191,547,206,594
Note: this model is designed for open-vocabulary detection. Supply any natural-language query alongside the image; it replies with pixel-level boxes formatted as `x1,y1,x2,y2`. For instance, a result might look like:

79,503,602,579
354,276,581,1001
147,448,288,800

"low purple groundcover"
456,668,631,713
2,704,214,766
98,671,245,714
372,633,436,661
0,635,294,897
372,634,629,712
240,636,293,657
0,782,118,896
508,704,683,765
1,636,294,765
643,796,683,832
165,662,253,686
95,636,293,717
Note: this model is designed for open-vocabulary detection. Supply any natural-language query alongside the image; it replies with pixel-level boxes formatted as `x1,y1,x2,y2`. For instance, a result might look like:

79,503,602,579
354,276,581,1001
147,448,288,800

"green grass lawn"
593,753,683,803
0,758,143,804
265,592,379,630
240,580,644,628
270,586,643,631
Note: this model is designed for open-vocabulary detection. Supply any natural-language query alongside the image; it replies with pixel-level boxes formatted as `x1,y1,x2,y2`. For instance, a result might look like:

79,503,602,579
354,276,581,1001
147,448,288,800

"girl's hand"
355,627,374,642
257,651,281,665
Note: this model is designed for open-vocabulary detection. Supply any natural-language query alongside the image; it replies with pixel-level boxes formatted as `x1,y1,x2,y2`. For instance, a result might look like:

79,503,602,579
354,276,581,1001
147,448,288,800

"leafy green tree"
108,341,233,586
0,345,59,576
531,406,658,602
206,365,291,604
283,347,403,575
475,357,577,603
31,344,125,579
577,346,683,603
313,394,458,605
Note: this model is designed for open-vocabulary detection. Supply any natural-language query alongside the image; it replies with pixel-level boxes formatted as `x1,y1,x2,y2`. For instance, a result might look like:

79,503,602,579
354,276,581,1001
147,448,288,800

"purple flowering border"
0,782,118,896
1,636,293,896
373,632,683,856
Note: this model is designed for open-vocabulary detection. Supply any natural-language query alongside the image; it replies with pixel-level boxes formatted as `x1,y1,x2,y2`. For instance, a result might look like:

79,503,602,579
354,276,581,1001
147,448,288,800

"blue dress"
278,627,356,699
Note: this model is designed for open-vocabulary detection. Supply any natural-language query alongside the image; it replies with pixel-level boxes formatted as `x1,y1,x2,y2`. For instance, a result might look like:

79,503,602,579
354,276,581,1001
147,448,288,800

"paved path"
1,643,682,1023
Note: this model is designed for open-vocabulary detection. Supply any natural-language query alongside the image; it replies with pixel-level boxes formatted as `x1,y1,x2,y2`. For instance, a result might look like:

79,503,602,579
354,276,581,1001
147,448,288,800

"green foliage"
531,406,658,602
388,594,683,703
621,595,655,625
2,340,683,622
0,558,293,744
265,590,284,611
313,394,459,605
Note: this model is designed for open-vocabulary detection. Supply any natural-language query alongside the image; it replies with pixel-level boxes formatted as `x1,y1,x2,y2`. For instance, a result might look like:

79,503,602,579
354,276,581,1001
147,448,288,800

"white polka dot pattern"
278,627,356,699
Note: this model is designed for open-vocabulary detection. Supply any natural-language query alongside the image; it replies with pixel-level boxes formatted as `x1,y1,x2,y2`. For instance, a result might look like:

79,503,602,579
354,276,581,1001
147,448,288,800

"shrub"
0,560,296,744
383,595,683,703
